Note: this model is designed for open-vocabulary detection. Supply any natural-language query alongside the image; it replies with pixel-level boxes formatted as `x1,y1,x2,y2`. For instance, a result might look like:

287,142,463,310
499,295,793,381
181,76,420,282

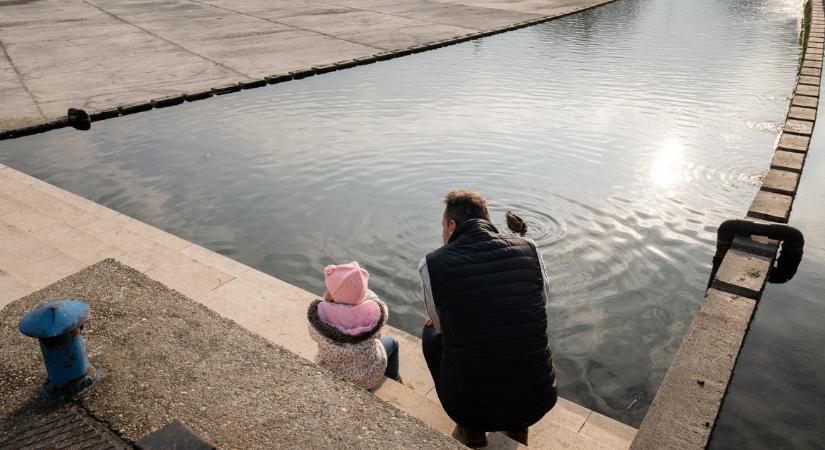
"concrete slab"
760,169,800,196
777,132,811,152
797,83,821,97
374,380,455,435
748,191,793,223
200,276,318,360
803,58,823,68
78,217,183,273
0,192,120,266
0,0,613,131
0,178,104,233
787,105,817,121
383,327,437,393
529,418,614,450
277,10,476,51
806,47,824,58
372,2,541,31
710,248,772,299
0,270,33,310
800,74,822,85
374,382,527,449
145,252,235,299
580,412,637,450
784,118,814,135
0,167,118,221
0,221,86,289
770,150,806,173
207,1,355,21
747,190,794,223
452,0,607,17
541,397,591,433
791,94,818,107
0,58,44,130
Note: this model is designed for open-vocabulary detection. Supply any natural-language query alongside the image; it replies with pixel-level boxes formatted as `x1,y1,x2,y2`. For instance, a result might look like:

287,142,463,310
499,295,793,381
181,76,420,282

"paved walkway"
0,163,636,449
0,0,610,131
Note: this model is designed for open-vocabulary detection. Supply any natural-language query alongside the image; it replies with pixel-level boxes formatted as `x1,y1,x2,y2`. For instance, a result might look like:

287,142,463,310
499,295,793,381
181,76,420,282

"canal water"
711,111,825,448
0,0,805,429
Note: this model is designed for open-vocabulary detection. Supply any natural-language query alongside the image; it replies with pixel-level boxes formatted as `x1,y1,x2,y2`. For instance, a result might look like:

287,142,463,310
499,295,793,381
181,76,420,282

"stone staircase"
0,163,636,448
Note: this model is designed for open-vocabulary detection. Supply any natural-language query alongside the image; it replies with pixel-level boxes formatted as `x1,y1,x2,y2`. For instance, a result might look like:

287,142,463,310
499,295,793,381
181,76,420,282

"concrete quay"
630,1,823,448
0,163,636,449
0,0,613,135
0,259,463,449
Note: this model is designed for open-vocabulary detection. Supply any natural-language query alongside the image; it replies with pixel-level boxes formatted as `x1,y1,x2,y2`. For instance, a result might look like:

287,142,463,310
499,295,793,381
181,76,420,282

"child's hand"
425,318,433,327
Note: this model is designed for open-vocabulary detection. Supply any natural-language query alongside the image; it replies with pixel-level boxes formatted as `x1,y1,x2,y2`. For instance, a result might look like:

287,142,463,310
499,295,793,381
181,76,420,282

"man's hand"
425,317,433,327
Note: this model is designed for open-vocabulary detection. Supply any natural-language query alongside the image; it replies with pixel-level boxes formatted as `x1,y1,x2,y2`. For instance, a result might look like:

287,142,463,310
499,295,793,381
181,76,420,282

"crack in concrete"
82,0,251,79
189,0,389,52
0,39,45,119
316,0,497,31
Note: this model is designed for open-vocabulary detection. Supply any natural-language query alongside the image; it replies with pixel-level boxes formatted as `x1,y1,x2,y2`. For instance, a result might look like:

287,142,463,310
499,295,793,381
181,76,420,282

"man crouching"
419,190,557,447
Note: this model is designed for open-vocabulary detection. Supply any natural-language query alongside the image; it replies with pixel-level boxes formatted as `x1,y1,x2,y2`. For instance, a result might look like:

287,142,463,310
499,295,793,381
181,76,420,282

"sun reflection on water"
650,139,685,188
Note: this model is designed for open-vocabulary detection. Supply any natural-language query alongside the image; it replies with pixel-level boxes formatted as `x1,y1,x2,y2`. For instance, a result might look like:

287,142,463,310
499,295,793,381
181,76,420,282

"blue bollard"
18,300,98,397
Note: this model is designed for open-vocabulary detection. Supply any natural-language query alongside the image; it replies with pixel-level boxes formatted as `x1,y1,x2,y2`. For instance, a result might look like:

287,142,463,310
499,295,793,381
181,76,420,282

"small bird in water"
505,210,528,236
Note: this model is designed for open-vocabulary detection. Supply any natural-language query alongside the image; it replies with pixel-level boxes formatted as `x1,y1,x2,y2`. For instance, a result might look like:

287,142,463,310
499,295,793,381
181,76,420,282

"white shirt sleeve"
529,239,552,305
418,257,441,332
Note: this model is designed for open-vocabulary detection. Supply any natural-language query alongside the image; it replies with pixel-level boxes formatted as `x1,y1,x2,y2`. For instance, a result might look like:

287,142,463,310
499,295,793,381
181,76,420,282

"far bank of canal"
0,0,816,440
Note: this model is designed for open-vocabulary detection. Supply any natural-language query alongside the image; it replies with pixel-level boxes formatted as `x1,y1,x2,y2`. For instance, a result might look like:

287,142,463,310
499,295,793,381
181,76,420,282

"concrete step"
0,163,636,448
375,379,526,449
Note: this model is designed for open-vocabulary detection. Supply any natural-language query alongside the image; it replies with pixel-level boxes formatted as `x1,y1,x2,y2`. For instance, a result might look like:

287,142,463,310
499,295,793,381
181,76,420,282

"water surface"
0,0,804,426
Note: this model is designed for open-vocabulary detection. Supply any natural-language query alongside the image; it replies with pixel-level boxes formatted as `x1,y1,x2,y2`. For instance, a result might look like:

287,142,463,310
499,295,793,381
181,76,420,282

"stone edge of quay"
630,1,823,449
0,0,619,141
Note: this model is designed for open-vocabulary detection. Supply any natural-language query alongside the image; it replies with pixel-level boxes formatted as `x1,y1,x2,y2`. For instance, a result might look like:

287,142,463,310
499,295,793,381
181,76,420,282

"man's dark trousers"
421,324,442,384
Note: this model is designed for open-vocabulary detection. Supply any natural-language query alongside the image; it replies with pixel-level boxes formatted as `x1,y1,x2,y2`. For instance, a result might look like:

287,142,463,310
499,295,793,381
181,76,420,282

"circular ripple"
489,201,568,247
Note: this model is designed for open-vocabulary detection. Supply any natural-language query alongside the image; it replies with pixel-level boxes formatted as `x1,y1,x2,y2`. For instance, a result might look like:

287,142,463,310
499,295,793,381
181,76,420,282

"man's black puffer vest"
426,219,557,431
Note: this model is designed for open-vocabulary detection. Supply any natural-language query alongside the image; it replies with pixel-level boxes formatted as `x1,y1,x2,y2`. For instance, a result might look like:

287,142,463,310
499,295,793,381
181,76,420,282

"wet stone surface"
747,190,794,223
777,133,811,152
784,119,814,135
796,84,821,97
710,249,772,299
770,150,806,172
788,106,817,121
0,259,460,449
803,58,823,68
761,169,800,196
792,94,818,108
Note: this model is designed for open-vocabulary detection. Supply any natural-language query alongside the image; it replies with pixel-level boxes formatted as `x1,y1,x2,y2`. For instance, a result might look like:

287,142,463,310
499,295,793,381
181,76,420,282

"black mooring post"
708,219,804,288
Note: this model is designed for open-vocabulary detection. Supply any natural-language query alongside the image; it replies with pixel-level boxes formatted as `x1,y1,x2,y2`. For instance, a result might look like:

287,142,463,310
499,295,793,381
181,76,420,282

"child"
307,261,400,390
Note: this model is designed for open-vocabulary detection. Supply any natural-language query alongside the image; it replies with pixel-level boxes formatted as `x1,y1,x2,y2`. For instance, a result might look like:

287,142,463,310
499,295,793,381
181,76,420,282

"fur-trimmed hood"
307,296,388,344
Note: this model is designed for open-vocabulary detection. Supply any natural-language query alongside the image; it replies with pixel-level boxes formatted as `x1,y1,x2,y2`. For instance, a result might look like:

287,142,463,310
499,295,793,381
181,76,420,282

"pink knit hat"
324,262,369,305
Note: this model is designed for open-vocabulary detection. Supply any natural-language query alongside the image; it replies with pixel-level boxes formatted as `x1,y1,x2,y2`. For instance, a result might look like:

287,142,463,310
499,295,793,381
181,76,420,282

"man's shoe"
452,425,488,448
502,428,528,445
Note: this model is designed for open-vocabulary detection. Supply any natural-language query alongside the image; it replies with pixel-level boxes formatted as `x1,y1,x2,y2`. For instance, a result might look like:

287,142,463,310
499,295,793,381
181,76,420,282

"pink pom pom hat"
324,261,369,305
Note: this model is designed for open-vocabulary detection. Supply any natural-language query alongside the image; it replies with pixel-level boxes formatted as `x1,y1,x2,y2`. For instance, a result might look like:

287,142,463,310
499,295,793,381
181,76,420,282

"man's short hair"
443,190,491,225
